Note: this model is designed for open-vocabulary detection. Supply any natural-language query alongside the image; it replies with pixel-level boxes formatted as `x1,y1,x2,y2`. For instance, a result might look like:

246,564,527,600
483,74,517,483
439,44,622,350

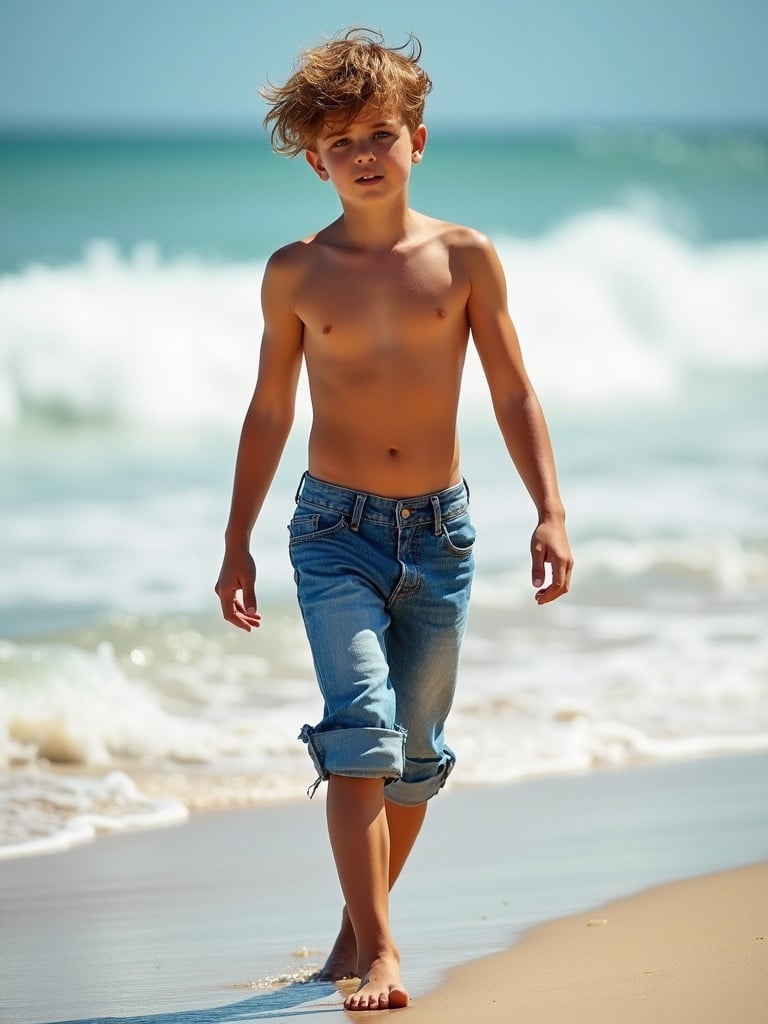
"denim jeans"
289,472,475,806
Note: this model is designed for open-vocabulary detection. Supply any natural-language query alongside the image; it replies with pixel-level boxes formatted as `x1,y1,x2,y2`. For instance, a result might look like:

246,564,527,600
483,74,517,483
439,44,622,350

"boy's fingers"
552,555,568,589
234,584,261,629
241,584,258,616
531,541,545,589
214,579,260,630
535,553,573,604
217,586,247,629
239,599,262,627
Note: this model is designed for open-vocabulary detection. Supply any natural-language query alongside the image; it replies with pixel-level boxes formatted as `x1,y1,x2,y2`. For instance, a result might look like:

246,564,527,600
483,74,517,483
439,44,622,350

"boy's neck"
336,196,418,251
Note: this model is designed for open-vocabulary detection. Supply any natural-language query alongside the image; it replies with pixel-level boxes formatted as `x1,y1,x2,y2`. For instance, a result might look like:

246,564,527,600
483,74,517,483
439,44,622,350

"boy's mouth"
356,173,383,184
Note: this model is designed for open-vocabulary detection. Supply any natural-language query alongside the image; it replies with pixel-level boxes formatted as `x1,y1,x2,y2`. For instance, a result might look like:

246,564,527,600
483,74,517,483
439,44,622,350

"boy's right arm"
215,249,305,631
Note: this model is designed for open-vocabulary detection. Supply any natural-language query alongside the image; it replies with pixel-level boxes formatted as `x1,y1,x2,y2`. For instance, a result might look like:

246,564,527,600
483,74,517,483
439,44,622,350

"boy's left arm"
464,233,573,605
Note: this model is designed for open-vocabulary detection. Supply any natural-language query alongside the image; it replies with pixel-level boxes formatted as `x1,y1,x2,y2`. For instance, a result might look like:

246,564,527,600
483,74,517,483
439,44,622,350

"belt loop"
294,471,307,504
431,494,442,536
350,493,366,532
462,476,471,503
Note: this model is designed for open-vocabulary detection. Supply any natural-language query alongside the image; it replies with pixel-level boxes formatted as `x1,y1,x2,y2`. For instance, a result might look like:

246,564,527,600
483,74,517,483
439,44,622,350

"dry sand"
407,861,768,1024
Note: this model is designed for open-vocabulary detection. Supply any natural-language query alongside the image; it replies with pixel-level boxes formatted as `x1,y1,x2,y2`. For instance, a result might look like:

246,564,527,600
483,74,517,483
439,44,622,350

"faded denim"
289,472,475,806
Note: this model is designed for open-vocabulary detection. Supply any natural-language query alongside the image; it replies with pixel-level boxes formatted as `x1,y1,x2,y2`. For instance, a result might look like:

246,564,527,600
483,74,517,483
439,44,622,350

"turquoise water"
1,128,767,857
2,129,767,273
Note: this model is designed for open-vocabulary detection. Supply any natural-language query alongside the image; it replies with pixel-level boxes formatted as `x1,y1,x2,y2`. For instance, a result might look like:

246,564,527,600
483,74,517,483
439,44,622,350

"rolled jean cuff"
384,749,457,806
298,723,406,783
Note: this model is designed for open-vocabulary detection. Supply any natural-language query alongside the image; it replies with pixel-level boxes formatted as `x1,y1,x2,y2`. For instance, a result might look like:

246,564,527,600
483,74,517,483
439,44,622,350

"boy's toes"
343,983,410,1011
388,986,409,1008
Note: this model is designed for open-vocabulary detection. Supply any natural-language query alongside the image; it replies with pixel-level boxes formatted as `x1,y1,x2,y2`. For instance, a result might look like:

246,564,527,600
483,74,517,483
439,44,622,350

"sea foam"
0,769,188,860
1,210,766,430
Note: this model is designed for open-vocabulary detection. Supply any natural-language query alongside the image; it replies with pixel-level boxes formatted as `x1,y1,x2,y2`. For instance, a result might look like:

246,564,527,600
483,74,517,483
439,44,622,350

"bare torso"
219,197,572,627
289,213,472,497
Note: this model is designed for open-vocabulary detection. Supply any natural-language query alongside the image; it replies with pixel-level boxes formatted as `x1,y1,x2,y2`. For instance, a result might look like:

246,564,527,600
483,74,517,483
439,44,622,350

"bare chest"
294,249,469,355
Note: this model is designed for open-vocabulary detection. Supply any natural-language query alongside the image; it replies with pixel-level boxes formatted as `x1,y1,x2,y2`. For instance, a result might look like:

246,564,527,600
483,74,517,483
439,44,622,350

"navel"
388,447,399,458
436,308,447,319
322,324,332,335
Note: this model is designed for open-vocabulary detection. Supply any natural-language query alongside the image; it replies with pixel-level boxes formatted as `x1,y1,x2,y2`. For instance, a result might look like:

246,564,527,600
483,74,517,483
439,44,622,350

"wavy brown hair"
262,28,432,156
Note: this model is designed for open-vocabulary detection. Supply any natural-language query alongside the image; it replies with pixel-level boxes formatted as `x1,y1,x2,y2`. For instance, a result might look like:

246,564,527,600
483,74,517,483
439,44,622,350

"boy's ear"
411,124,427,164
305,150,329,181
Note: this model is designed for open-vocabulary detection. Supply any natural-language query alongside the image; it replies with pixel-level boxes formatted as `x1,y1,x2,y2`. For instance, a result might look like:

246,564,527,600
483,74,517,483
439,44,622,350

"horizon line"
2,114,768,141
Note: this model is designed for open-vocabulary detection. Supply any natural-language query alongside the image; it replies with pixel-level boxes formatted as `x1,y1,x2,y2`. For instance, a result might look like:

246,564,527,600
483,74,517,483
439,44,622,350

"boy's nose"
354,149,376,163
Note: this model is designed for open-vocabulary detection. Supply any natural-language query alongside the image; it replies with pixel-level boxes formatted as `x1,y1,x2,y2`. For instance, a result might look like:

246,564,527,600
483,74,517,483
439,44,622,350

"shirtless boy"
216,29,572,1011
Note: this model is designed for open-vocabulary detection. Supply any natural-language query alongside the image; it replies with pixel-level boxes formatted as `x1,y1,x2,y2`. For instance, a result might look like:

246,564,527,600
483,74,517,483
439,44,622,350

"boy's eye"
328,129,392,149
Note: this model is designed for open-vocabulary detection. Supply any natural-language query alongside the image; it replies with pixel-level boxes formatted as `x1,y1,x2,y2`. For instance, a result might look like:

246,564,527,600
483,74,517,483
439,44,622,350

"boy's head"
262,28,432,156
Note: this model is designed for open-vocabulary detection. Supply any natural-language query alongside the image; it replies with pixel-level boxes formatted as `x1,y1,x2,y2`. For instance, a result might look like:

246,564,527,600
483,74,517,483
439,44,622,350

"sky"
1,0,767,131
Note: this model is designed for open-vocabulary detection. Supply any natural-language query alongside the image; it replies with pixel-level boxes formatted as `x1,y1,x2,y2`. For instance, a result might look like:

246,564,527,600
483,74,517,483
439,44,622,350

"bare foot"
317,943,359,982
344,953,409,1011
316,910,359,981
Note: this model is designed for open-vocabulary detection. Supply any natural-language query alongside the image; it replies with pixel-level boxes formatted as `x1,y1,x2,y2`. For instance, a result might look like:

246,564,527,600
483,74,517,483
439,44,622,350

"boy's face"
305,104,426,205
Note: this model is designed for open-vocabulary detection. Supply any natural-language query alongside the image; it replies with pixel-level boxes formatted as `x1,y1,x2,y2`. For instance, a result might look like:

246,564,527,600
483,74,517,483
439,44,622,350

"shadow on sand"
49,979,342,1023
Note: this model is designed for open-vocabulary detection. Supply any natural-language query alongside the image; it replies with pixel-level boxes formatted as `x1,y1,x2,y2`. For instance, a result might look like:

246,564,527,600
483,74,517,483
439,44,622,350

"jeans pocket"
441,510,476,556
288,508,347,545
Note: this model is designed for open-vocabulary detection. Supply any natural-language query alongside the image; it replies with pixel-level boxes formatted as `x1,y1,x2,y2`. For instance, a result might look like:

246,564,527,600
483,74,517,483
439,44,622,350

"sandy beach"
407,862,768,1024
2,752,767,1023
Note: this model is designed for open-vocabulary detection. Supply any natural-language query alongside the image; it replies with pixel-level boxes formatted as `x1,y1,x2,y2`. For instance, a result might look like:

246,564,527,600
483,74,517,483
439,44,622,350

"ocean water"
1,129,767,859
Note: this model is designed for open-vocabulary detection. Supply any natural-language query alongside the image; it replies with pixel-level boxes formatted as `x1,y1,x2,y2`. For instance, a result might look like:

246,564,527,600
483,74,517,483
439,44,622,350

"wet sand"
1,752,767,1023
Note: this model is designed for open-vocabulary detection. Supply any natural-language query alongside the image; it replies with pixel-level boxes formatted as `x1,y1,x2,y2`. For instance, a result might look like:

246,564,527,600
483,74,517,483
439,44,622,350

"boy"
216,29,572,1011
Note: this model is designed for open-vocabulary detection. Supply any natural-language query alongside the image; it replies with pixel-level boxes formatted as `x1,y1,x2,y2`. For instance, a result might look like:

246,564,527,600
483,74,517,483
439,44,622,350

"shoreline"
1,751,766,1022
4,743,768,863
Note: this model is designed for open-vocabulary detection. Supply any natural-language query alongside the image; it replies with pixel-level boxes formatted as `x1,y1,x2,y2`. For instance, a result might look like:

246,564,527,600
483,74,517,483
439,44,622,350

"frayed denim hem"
299,723,406,795
299,724,455,804
384,749,456,806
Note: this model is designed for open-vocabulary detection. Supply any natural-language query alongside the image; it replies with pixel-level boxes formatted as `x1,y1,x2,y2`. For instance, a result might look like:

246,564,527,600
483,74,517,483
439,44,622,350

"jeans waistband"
295,472,469,534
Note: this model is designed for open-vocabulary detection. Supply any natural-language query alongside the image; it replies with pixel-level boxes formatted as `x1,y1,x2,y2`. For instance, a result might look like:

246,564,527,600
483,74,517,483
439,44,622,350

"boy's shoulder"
276,216,489,253
415,215,502,278
259,236,321,299
356,211,488,258
266,214,494,263
411,216,503,282
262,224,346,284
264,234,317,271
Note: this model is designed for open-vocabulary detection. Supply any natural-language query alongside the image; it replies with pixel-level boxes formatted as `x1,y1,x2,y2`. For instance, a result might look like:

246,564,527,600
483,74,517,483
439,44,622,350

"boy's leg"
319,491,474,996
319,796,427,981
326,775,410,1010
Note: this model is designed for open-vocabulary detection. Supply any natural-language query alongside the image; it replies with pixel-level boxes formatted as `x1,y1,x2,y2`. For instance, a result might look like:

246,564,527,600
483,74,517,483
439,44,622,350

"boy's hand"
531,520,573,605
215,549,262,631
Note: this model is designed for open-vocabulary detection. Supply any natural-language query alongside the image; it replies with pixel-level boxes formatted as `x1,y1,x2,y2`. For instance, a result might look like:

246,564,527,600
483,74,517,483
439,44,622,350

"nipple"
436,308,447,319
322,324,332,335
